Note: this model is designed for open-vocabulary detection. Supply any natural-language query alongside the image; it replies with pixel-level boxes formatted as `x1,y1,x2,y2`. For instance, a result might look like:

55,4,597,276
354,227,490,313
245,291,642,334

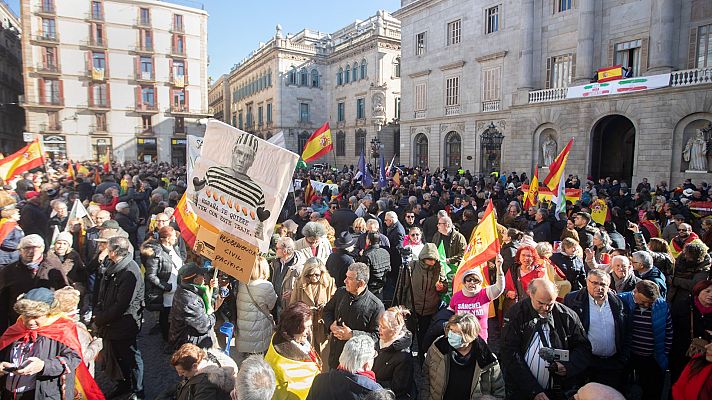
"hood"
193,364,236,393
418,243,440,262
432,335,498,367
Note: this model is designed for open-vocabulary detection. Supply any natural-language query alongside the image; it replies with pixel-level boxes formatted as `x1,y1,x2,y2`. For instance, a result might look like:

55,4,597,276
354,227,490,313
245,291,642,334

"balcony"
87,101,110,111
89,124,108,134
135,126,154,135
170,47,187,58
482,100,500,112
137,18,151,28
86,11,104,22
414,110,426,119
171,75,186,87
168,105,213,117
528,87,567,103
37,97,64,108
445,105,461,116
39,123,62,133
132,44,154,54
670,67,712,87
135,103,159,114
135,71,156,83
81,37,107,50
35,63,61,76
88,68,106,81
31,34,59,45
171,24,184,33
35,5,55,16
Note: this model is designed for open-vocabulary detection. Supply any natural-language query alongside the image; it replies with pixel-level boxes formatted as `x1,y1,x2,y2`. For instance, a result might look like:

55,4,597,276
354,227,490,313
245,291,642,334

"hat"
673,214,686,221
462,268,484,283
25,191,40,200
115,202,129,212
506,183,515,190
55,231,73,246
683,188,694,197
334,231,357,249
179,262,206,281
21,287,55,305
100,220,120,230
234,132,259,152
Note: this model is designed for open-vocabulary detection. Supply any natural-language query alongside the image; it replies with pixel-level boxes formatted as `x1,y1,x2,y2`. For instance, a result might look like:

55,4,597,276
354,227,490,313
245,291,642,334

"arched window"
336,130,346,156
300,67,308,86
352,62,359,81
311,69,319,87
445,131,462,170
355,129,366,156
393,57,401,78
414,134,429,167
298,131,309,152
360,59,367,79
288,67,296,85
345,64,350,83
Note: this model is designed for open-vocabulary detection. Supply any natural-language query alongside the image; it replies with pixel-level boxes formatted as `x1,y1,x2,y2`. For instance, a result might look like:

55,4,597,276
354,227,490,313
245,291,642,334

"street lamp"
370,137,382,167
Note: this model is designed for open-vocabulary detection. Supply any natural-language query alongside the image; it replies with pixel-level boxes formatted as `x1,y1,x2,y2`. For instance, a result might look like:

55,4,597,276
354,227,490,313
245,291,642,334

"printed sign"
213,231,257,283
566,73,670,99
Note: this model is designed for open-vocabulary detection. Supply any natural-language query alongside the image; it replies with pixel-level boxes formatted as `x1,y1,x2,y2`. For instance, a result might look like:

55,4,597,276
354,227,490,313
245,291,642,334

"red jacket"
672,356,712,400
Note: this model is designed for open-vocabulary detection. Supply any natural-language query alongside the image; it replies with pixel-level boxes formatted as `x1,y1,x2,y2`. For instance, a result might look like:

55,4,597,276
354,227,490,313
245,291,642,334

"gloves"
163,283,173,292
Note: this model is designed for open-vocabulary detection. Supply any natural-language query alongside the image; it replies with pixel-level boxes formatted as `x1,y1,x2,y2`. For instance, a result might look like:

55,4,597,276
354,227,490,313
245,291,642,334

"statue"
683,128,707,171
542,134,557,167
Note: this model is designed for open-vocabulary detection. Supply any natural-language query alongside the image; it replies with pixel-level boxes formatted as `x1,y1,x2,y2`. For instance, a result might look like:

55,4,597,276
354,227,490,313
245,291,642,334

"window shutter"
135,86,142,107
571,53,577,82
152,57,156,78
169,59,174,81
640,37,649,72
545,57,552,89
38,78,45,101
104,51,110,77
688,27,698,69
134,56,140,77
41,48,47,65
91,23,97,43
185,89,189,110
86,51,92,73
58,80,64,102
184,61,189,85
106,82,111,108
88,83,94,106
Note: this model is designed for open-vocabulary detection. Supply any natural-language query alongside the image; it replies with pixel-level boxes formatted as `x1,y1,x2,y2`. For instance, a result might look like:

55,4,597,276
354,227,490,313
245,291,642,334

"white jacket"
235,279,277,354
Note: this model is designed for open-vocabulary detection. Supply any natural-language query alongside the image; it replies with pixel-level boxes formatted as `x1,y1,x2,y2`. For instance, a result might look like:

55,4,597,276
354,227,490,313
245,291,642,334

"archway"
444,131,462,170
414,133,428,167
590,115,635,183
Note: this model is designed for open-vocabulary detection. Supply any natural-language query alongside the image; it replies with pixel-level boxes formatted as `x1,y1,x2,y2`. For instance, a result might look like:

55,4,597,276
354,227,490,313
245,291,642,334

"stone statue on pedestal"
542,134,557,167
683,128,707,171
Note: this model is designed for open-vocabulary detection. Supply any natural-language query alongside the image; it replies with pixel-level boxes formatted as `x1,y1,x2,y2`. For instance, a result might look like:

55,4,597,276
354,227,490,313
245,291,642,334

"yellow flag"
591,199,608,225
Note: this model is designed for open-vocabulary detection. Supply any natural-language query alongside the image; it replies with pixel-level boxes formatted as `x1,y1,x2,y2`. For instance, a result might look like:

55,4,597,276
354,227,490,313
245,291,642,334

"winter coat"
637,266,668,299
290,277,337,355
75,320,102,377
355,232,391,252
235,279,277,354
500,240,521,275
323,287,384,369
550,252,587,291
169,282,216,350
305,369,383,400
500,298,591,399
141,240,181,311
93,255,145,340
325,250,354,288
432,229,467,266
360,244,391,293
385,221,406,271
294,237,332,263
270,252,306,317
633,231,675,276
330,208,358,236
672,355,712,400
265,337,321,400
669,254,710,310
575,224,598,250
18,202,49,248
0,225,23,266
399,243,445,317
114,212,139,246
175,364,235,400
45,249,86,295
422,335,505,400
532,221,552,244
619,291,671,369
373,331,415,400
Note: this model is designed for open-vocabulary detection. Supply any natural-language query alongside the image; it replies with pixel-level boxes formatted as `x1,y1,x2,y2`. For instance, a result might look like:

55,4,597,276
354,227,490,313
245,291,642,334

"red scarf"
337,366,377,382
0,316,106,400
672,233,699,254
695,297,712,315
672,355,712,400
640,221,661,238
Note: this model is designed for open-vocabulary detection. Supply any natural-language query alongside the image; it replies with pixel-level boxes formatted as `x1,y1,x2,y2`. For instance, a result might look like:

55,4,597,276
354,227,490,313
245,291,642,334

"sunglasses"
410,233,420,237
464,277,481,284
306,273,321,278
405,215,415,218
678,229,690,232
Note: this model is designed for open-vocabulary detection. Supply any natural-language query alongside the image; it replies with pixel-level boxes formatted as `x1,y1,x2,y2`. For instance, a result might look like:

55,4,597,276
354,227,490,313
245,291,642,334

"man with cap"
114,201,139,250
326,231,356,287
0,234,67,332
93,236,145,400
169,262,220,351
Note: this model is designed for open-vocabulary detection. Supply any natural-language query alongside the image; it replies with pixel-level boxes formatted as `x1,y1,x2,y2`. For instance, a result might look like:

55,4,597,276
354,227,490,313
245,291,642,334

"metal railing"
445,105,461,116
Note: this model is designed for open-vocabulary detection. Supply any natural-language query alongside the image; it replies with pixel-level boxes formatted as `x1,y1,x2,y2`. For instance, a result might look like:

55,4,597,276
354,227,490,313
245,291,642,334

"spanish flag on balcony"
597,65,623,83
0,139,45,181
301,122,333,162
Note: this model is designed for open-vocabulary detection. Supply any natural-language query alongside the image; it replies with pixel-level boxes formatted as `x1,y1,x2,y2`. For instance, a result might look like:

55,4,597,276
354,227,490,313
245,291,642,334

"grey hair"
587,268,611,284
339,335,376,372
437,210,448,219
366,218,380,230
385,211,398,222
631,251,652,269
377,200,388,212
365,389,396,400
19,234,45,250
276,237,295,254
594,230,612,247
348,262,370,284
301,221,326,238
611,254,631,267
527,277,558,297
235,355,276,400
107,236,131,258
439,215,453,229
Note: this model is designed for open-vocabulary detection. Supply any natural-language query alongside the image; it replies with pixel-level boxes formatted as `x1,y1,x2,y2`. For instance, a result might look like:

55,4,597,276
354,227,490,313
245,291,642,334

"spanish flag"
0,139,45,181
453,200,500,295
301,122,333,162
304,179,316,206
393,170,401,187
523,165,539,210
175,192,199,249
76,162,90,175
542,138,573,192
597,65,623,83
67,160,76,180
93,168,101,186
102,148,111,173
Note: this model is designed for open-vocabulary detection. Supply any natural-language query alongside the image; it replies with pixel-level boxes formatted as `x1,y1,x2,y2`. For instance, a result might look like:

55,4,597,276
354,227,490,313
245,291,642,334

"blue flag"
358,151,373,187
379,153,387,188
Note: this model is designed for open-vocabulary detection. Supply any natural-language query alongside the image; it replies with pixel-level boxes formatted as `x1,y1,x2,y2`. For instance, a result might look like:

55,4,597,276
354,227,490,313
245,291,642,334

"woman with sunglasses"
448,254,504,343
403,227,424,262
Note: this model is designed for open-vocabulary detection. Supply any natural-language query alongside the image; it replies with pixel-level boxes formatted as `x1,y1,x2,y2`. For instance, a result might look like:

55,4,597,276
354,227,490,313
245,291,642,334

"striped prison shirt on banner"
630,306,673,357
205,166,266,210
524,323,551,390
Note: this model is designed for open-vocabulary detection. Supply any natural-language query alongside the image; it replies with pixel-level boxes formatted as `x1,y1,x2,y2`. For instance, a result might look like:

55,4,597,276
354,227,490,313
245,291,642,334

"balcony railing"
88,101,110,110
135,71,155,82
171,47,186,58
414,110,426,119
133,44,154,54
445,105,461,116
39,123,62,132
137,18,151,27
36,63,60,74
86,11,104,21
135,103,159,113
82,37,107,49
135,126,153,134
482,100,500,112
172,24,184,33
670,67,712,87
528,87,568,103
32,34,59,43
89,68,106,81
89,124,108,133
36,4,55,15
38,97,64,107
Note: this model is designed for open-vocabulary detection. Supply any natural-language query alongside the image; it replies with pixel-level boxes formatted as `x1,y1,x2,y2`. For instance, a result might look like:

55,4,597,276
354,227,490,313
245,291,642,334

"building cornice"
408,69,431,78
440,61,465,71
393,0,444,20
475,51,508,63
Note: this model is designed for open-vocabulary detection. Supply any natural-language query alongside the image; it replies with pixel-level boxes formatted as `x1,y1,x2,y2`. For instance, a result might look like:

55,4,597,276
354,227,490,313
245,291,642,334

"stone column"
648,0,675,73
574,0,595,84
517,0,535,104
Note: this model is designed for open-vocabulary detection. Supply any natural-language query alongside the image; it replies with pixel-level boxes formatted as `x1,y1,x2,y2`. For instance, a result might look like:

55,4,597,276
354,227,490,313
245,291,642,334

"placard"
213,231,258,284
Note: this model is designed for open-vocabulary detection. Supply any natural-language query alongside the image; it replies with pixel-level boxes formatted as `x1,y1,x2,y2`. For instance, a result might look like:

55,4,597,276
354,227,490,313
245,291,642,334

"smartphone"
3,360,31,373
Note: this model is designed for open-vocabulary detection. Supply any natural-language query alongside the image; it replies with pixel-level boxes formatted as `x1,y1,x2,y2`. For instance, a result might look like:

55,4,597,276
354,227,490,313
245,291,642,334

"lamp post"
480,122,504,173
370,137,381,168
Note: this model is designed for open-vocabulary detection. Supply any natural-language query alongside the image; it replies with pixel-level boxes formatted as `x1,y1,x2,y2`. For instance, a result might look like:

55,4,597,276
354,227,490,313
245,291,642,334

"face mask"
447,331,464,349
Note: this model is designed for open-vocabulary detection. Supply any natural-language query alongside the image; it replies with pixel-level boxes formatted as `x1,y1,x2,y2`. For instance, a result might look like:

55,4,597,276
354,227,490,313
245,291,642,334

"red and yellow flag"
597,65,623,83
76,162,89,175
542,138,573,192
0,139,45,181
523,165,539,210
175,192,199,249
67,160,76,180
393,170,401,187
93,168,101,186
301,122,333,162
304,179,316,206
453,200,500,295
102,148,111,173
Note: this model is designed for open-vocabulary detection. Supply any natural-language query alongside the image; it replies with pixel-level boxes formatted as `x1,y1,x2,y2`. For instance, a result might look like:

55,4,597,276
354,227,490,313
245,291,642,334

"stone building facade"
225,11,401,167
19,0,210,164
0,0,24,154
396,0,712,187
208,73,229,122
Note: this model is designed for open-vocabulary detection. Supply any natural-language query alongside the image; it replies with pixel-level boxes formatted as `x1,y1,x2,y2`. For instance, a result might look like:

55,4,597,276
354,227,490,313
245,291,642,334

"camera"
400,247,413,266
538,347,570,363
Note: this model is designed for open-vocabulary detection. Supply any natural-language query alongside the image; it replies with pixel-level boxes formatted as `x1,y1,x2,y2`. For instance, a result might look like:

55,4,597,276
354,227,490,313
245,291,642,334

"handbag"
686,308,709,358
245,284,276,331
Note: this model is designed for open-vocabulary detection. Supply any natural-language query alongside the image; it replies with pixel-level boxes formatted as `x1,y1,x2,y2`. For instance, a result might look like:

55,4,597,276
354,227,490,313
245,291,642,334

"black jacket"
500,298,591,399
115,212,139,247
550,253,587,291
169,282,216,350
306,369,383,400
330,208,358,236
575,224,598,250
94,255,145,340
174,364,235,400
500,241,521,275
373,330,414,399
325,250,354,288
385,221,406,271
19,202,50,248
323,287,384,369
361,244,391,293
141,240,180,311
563,289,630,362
532,221,552,243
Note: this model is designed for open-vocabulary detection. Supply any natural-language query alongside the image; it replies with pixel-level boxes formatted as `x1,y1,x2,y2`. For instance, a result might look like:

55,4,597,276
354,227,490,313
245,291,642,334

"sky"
5,0,402,80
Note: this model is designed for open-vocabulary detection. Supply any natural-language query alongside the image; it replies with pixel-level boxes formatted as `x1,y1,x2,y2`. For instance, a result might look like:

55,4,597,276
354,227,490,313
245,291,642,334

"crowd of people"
0,160,710,400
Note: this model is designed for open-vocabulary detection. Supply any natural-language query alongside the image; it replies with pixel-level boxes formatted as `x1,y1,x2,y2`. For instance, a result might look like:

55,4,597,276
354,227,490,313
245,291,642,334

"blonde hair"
352,217,367,233
316,218,336,246
535,242,553,258
53,286,81,313
445,313,481,344
381,306,410,334
250,256,270,281
299,257,331,286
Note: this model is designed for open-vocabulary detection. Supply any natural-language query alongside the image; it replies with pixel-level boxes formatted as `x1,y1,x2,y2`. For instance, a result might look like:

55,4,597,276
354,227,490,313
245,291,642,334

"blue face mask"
447,331,464,349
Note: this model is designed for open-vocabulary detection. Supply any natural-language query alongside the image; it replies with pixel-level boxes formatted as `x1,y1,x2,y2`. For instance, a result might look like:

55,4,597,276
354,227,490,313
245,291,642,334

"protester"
0,194,23,266
550,238,587,291
608,255,640,293
233,355,276,400
503,245,548,310
270,237,306,319
295,221,332,263
373,306,414,399
361,231,391,300
669,279,712,381
326,231,356,286
53,286,103,377
672,342,712,400
169,262,220,351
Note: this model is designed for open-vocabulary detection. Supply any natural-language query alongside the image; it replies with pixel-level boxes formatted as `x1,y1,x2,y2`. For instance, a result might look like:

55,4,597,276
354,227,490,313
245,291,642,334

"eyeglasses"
410,233,421,237
405,215,415,219
678,229,690,232
464,277,481,284
306,273,321,278
588,279,609,288
437,222,447,226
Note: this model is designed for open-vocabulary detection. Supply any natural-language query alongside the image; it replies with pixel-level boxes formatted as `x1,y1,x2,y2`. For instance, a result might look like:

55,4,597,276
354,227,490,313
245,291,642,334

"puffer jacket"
402,243,445,317
432,229,467,266
0,225,23,266
175,364,235,400
373,330,415,400
361,243,391,293
141,240,180,311
45,249,86,294
422,335,505,400
235,279,277,354
669,253,710,308
169,282,216,350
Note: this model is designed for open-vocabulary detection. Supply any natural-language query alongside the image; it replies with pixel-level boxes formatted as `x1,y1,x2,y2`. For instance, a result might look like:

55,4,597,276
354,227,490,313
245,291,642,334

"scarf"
694,297,712,315
0,315,105,400
640,221,660,238
189,284,213,314
671,233,699,257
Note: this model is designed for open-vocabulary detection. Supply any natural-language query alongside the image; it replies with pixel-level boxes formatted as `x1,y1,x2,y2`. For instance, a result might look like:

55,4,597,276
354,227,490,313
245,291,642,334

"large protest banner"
188,120,299,282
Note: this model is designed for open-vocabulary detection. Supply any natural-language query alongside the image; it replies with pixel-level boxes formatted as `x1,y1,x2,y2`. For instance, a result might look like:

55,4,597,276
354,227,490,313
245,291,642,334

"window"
92,51,106,70
697,24,712,67
142,115,152,130
447,19,461,45
337,68,343,85
416,32,426,55
414,82,427,111
139,7,150,26
355,129,367,156
615,40,641,77
345,65,351,83
173,14,184,32
141,29,153,50
445,131,462,169
393,57,401,78
91,83,107,106
356,98,365,119
41,0,54,13
44,47,57,69
173,35,185,54
311,69,319,87
337,102,345,122
266,103,272,123
141,86,155,106
173,89,186,109
42,18,56,39
140,56,153,79
246,104,253,128
298,131,309,152
546,53,575,88
486,6,499,34
556,0,572,12
395,97,401,120
175,117,185,133
414,134,428,167
258,106,263,126
91,1,103,19
288,67,296,85
95,113,107,131
92,23,104,46
300,68,308,86
299,103,309,122
353,62,359,81
336,131,346,156
238,112,243,130
445,76,460,106
48,111,59,130
360,59,367,79
173,60,185,80
41,79,61,104
482,66,501,101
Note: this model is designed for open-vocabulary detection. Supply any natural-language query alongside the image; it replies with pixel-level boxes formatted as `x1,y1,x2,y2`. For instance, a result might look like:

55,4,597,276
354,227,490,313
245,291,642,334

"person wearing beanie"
448,254,505,343
0,287,103,400
46,232,87,300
